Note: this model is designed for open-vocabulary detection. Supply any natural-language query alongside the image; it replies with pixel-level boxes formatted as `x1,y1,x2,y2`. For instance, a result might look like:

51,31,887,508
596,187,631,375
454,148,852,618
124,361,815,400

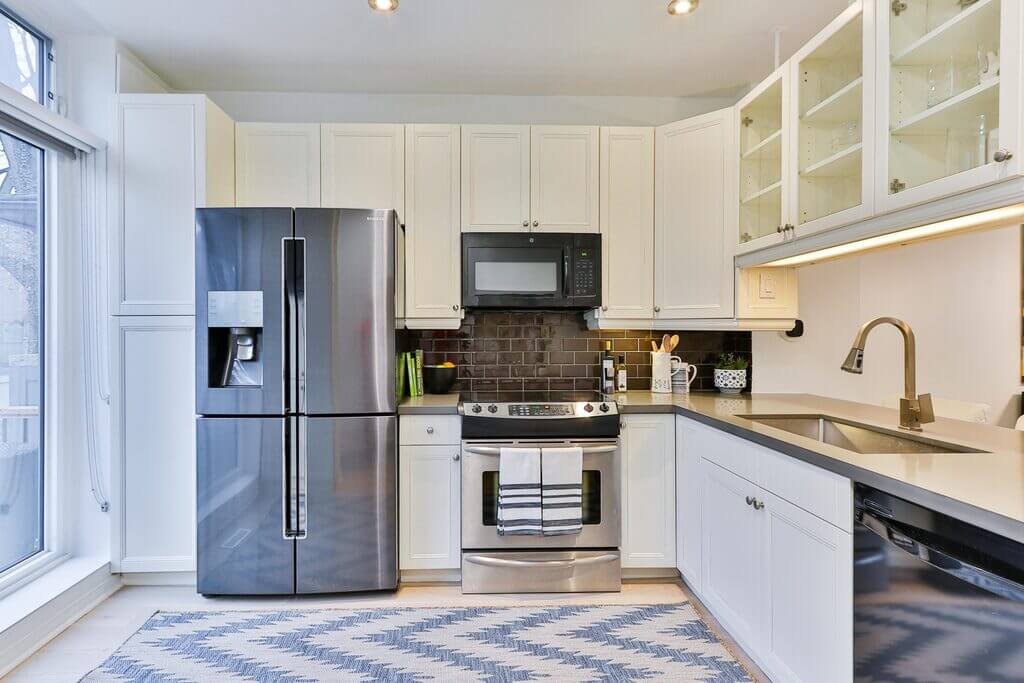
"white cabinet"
111,316,196,573
656,110,737,319
599,127,655,319
321,124,405,219
620,414,675,568
530,126,600,233
404,125,462,328
114,94,235,315
675,415,703,589
461,125,531,232
235,122,320,207
761,490,853,683
399,446,461,570
790,1,875,236
876,0,1022,214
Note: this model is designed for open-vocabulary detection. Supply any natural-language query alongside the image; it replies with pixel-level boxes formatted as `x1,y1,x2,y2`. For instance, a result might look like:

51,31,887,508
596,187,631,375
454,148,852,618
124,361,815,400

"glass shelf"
739,77,784,244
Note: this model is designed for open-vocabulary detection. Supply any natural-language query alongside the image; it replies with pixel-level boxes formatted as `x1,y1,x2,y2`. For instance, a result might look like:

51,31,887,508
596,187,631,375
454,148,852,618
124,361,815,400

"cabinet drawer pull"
745,496,754,506
453,453,460,461
426,426,434,434
522,220,529,227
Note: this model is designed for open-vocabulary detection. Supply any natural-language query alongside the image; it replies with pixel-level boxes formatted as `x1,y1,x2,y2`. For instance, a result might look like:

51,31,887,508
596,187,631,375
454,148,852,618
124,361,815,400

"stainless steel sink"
737,414,985,455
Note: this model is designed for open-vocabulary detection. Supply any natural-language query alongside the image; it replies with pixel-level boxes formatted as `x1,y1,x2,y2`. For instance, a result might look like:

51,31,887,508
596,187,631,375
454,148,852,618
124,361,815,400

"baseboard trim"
623,567,680,581
400,569,461,584
120,571,197,586
0,562,121,677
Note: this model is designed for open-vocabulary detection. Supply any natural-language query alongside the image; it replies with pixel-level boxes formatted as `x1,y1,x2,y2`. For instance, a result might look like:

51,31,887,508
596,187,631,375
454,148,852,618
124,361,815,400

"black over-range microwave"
461,233,601,309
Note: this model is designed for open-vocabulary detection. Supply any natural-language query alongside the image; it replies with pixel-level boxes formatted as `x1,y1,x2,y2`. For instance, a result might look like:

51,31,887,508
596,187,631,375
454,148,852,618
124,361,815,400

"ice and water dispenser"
207,290,264,388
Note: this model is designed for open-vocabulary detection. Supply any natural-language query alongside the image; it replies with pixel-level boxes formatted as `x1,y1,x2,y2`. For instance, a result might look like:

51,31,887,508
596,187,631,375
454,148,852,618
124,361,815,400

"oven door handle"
463,445,618,456
464,554,619,569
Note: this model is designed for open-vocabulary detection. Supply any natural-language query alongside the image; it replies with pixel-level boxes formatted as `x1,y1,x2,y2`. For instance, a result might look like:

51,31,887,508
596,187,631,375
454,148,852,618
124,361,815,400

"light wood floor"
4,581,765,682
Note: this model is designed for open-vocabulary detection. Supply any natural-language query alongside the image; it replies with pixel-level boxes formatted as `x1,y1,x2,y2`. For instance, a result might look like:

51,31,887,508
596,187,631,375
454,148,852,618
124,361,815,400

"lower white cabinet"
674,416,703,589
399,438,461,570
686,416,853,683
111,316,196,573
620,414,675,568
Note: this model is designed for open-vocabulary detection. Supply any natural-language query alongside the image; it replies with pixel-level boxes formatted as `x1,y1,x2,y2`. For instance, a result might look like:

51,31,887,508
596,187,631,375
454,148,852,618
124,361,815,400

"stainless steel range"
459,391,621,593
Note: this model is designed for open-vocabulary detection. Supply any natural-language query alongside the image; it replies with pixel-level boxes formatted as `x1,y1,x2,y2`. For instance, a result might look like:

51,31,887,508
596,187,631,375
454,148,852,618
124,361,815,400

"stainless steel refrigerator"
194,207,401,595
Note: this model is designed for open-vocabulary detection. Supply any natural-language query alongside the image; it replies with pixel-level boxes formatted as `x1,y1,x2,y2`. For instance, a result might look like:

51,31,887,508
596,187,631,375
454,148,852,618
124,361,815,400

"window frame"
0,2,53,107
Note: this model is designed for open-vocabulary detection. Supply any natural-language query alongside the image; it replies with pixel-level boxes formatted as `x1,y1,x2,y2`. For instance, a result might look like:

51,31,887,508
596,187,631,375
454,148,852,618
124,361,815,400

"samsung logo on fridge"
366,215,388,222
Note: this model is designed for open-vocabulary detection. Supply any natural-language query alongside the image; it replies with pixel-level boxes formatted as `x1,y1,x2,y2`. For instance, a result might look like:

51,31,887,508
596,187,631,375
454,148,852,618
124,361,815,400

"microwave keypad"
575,251,596,295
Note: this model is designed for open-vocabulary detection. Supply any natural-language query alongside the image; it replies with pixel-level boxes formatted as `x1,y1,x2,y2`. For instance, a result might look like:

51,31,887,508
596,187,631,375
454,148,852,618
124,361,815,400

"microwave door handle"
563,252,570,298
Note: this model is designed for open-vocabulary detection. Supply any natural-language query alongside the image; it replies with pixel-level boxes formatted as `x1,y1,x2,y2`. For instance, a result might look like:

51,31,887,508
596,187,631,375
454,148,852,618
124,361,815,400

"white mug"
671,359,698,393
651,352,681,394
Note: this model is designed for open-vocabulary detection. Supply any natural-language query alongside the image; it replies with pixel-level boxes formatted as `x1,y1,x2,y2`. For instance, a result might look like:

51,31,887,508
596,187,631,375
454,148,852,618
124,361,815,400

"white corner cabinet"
620,414,676,570
235,122,321,207
676,414,853,683
113,94,235,316
398,416,462,572
461,125,599,233
404,125,463,329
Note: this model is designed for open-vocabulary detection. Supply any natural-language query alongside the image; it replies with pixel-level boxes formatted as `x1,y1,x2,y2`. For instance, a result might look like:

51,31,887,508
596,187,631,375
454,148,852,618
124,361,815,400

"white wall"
207,91,736,126
753,225,1022,427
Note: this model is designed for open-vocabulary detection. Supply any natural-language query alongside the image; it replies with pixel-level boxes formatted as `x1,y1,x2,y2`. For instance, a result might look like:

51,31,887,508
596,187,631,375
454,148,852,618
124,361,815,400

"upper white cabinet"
791,1,876,235
531,126,600,233
114,94,235,316
321,124,405,219
600,127,655,319
656,110,737,320
461,125,531,232
621,414,676,569
461,125,599,233
405,125,462,328
235,122,321,207
877,0,1021,213
736,66,791,255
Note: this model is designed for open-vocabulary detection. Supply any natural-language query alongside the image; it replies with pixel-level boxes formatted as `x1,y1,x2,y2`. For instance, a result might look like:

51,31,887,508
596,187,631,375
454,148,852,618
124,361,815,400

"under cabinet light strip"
761,204,1024,267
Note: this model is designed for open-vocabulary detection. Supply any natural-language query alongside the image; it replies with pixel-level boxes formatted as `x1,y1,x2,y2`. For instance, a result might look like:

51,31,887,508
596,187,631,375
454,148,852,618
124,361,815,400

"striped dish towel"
541,446,583,536
497,447,542,535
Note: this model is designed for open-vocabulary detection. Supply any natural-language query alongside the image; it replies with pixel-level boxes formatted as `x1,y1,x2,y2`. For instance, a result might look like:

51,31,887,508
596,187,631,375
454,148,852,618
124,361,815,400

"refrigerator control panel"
208,291,264,328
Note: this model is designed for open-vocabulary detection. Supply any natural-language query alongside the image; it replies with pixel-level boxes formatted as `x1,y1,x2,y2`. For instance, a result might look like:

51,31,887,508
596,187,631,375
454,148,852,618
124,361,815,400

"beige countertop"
618,391,1024,543
399,390,1024,542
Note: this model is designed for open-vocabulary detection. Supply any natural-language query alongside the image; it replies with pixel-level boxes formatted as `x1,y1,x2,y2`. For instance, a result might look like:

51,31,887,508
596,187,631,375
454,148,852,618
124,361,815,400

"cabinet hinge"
741,116,754,128
891,0,907,16
889,178,906,194
740,232,752,243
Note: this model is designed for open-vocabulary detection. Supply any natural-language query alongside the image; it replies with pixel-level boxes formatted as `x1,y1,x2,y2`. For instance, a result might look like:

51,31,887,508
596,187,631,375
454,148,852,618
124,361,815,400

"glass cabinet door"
793,2,873,234
737,68,788,252
881,0,1017,210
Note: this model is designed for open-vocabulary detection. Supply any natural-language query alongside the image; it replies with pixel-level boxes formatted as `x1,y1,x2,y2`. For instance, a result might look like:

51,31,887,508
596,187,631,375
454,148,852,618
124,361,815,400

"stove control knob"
471,404,482,414
599,403,610,413
487,404,498,414
584,403,594,413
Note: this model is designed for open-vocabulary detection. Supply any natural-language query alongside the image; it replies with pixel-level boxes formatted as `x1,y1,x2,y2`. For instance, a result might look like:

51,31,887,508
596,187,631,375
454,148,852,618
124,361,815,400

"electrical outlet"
758,271,777,299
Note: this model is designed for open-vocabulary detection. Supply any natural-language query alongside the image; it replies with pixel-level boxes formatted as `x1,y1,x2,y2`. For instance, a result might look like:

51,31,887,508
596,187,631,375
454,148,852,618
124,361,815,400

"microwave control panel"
574,247,597,296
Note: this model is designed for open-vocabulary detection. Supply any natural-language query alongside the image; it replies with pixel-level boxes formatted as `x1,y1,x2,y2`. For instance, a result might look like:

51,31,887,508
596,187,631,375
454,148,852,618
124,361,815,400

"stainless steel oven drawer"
461,551,621,594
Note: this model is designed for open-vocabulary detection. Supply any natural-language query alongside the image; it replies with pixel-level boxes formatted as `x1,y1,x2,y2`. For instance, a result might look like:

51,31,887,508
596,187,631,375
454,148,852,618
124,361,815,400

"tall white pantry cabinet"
110,94,235,573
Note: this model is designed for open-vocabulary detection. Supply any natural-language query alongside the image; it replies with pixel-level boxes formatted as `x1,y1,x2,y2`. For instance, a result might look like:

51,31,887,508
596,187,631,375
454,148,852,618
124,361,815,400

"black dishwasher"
854,484,1024,681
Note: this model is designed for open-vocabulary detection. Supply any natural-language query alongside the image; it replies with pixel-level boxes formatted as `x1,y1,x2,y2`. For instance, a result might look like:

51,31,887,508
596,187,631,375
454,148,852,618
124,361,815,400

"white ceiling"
50,0,849,97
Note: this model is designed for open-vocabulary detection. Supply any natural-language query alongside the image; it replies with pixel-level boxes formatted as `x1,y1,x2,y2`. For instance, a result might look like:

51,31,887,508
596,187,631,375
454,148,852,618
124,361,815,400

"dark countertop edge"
667,404,1024,546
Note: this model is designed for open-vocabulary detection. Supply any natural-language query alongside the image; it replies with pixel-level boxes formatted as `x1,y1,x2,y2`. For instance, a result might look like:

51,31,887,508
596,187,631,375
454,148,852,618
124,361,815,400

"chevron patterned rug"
83,603,752,682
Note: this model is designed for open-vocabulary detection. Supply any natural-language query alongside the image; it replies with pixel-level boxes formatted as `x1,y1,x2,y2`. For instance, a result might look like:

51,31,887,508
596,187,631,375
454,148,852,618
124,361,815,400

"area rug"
83,603,752,682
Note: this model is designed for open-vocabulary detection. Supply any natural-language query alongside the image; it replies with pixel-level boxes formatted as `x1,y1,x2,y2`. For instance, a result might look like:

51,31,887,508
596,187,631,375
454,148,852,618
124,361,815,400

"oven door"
461,439,620,550
461,233,571,308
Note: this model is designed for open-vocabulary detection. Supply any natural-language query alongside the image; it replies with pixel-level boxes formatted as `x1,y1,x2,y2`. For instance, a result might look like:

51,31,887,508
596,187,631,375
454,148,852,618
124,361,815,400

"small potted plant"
714,353,749,394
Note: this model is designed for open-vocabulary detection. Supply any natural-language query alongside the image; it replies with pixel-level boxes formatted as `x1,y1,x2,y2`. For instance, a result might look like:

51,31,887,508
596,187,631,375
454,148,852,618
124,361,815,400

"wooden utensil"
651,340,660,353
668,334,679,353
661,334,671,353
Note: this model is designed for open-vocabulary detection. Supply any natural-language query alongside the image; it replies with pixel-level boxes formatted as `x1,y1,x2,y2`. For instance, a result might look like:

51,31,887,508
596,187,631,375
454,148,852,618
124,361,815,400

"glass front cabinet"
736,65,790,254
791,1,876,236
877,0,1022,213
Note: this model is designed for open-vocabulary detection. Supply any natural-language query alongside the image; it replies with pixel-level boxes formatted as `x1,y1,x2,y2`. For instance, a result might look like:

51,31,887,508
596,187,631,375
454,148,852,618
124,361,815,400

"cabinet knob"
453,453,460,461
453,304,460,311
995,149,1014,163
522,220,529,227
532,220,539,227
654,306,661,313
754,499,765,511
426,427,434,434
776,225,783,234
745,496,754,506
601,305,608,312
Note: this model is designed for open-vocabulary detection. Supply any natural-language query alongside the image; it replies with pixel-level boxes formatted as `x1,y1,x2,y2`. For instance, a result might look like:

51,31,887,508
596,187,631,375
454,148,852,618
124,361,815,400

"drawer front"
399,415,461,445
760,448,852,532
461,551,621,594
695,421,759,484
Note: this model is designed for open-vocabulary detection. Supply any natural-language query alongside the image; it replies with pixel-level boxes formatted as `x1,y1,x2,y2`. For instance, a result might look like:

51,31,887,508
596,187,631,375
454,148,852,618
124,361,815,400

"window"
0,132,43,573
0,4,48,105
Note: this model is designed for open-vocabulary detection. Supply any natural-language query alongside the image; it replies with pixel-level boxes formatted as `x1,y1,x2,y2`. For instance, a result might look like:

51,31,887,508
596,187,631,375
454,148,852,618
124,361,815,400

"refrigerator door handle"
295,237,307,414
283,238,299,414
283,418,299,538
297,417,308,539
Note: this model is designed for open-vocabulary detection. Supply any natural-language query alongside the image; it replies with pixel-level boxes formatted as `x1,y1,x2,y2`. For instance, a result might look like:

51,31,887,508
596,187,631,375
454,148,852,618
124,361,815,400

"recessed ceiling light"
667,0,699,15
369,0,399,13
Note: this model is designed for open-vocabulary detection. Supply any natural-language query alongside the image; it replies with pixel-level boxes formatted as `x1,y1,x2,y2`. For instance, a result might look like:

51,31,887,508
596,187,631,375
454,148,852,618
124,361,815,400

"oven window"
482,471,601,526
474,261,558,293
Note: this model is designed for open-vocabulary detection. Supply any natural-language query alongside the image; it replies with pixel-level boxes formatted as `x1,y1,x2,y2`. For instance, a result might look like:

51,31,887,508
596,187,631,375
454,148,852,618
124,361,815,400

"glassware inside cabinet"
796,11,864,226
739,79,783,244
888,0,1001,195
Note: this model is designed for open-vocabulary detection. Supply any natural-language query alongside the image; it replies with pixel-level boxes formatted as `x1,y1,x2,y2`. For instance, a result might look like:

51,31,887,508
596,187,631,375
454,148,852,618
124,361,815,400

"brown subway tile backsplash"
410,311,752,398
